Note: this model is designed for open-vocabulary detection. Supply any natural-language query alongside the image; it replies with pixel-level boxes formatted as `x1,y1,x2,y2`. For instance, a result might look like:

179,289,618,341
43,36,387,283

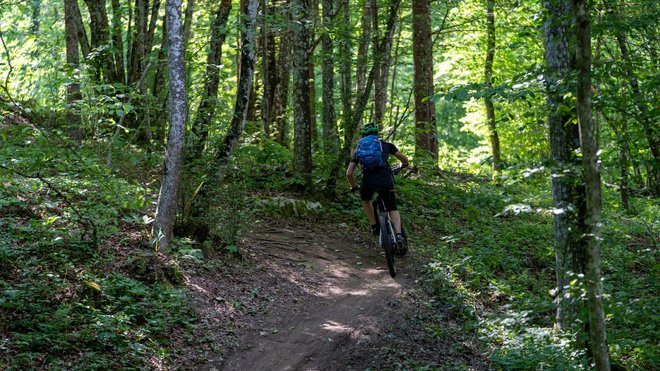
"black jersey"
350,140,399,189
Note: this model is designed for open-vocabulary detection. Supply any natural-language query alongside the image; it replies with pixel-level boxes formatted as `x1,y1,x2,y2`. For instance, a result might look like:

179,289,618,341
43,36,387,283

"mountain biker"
346,122,409,246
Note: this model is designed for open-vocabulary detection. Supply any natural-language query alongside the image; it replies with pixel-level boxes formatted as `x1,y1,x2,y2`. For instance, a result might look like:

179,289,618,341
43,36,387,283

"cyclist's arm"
393,151,409,167
346,161,358,189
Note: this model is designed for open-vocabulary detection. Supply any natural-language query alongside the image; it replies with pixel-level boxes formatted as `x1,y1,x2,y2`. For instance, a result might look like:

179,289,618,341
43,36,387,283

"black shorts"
360,187,397,211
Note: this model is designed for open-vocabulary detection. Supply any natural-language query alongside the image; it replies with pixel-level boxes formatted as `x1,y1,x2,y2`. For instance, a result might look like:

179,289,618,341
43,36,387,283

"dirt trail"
178,220,488,370
223,224,413,370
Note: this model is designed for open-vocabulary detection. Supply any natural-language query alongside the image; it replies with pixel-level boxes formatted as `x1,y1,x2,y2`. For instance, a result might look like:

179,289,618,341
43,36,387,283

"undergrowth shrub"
396,172,658,370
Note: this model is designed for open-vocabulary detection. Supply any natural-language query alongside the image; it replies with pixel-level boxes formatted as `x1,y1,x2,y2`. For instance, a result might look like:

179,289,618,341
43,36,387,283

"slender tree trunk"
273,12,293,146
30,0,41,34
373,0,395,125
355,0,372,105
146,0,163,59
544,0,585,334
309,0,319,151
321,0,338,157
154,0,188,250
484,0,500,178
182,0,195,48
326,0,400,192
412,0,438,165
292,0,313,188
65,0,83,144
128,0,148,85
387,13,403,128
573,0,610,367
339,0,353,144
70,0,91,59
83,0,117,82
614,2,660,196
217,0,259,159
152,13,169,143
261,0,272,137
190,0,232,158
111,0,126,84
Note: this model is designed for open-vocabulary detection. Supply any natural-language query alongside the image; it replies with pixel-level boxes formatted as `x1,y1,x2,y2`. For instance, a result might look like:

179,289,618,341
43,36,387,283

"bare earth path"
175,219,489,370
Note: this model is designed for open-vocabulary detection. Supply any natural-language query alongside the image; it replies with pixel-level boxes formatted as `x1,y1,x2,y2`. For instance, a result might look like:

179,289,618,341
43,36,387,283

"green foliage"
383,172,658,369
0,120,192,368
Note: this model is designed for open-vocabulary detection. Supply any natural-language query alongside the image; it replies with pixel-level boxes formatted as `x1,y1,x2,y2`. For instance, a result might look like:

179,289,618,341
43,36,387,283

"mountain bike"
351,166,408,278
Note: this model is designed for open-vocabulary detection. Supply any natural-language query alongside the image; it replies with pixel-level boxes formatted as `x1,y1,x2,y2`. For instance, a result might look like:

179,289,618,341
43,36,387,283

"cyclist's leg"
360,187,377,225
381,189,402,234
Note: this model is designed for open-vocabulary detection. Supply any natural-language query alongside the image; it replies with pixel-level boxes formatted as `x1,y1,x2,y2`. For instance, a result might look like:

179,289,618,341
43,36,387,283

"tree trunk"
339,0,353,144
321,0,338,157
326,0,400,193
412,0,438,165
154,0,188,250
373,0,395,126
272,11,293,146
83,0,117,82
152,12,169,143
65,0,83,144
573,0,611,367
128,0,148,85
544,0,585,335
70,0,91,59
261,0,272,137
309,0,319,151
292,0,313,189
217,0,259,159
484,0,500,178
182,0,195,49
30,0,41,34
613,2,660,196
355,0,372,108
110,0,126,84
189,0,232,158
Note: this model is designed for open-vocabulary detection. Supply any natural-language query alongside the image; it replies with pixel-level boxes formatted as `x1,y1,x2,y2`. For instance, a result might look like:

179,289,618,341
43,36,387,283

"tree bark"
128,0,148,85
272,7,293,146
217,0,259,160
355,0,372,106
65,0,83,144
309,0,319,151
373,0,395,126
573,0,611,367
152,12,169,143
292,0,313,189
321,0,338,157
412,0,438,165
189,0,232,158
110,0,126,84
182,0,195,49
339,0,353,144
544,0,585,336
261,0,272,137
484,0,500,178
83,0,117,82
154,0,188,250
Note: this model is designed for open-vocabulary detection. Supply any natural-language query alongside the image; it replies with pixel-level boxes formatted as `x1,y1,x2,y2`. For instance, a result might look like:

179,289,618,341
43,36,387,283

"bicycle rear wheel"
379,213,396,278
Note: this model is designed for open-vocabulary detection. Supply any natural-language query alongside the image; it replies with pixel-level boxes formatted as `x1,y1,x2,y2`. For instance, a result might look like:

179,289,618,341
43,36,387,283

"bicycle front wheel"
379,213,396,278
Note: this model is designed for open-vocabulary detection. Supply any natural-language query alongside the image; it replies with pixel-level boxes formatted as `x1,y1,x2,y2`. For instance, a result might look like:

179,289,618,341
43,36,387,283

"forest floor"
168,217,490,370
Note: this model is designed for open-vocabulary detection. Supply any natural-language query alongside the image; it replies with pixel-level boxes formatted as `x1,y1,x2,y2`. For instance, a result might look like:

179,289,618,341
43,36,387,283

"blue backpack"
356,135,386,169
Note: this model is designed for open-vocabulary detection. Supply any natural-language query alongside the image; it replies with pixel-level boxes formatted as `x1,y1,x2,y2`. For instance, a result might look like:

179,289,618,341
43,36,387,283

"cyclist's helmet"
360,122,379,136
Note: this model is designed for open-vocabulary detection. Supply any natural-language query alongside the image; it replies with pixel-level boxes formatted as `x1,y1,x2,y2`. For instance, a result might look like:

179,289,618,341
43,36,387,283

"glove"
392,163,409,175
349,185,361,193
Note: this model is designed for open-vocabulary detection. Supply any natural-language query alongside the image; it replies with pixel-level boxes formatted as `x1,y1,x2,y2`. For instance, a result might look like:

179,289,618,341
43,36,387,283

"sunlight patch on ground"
321,320,354,334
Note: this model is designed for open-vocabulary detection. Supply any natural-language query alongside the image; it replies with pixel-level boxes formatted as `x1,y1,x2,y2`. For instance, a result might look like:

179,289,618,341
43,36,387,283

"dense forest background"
0,0,657,369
